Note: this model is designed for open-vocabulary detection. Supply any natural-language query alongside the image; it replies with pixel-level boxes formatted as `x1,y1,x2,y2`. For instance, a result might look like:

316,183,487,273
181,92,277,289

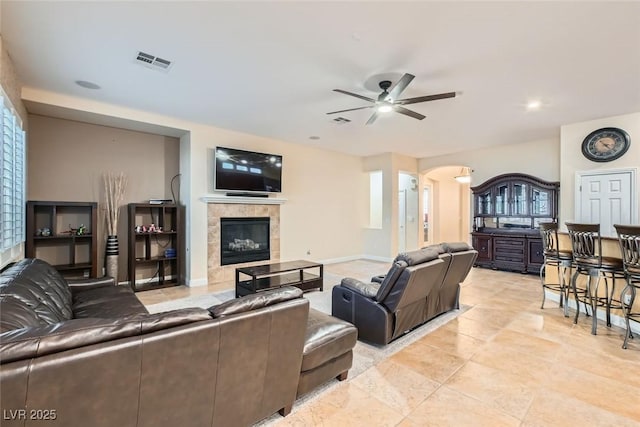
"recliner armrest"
340,278,379,299
371,275,385,284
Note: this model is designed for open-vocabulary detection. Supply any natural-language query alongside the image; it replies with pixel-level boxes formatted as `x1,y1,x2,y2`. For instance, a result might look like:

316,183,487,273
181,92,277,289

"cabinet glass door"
495,184,509,215
512,183,528,215
531,187,552,216
477,191,492,215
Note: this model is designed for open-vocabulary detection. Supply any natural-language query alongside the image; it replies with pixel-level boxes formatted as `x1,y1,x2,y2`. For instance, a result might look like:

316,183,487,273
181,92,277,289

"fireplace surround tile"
207,203,280,285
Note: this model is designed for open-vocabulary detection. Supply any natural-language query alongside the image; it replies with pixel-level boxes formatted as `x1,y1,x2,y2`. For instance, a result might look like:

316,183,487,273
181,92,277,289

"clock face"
581,127,630,162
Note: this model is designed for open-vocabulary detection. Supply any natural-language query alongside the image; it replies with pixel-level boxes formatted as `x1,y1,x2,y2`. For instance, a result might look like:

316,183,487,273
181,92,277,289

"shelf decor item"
104,172,127,281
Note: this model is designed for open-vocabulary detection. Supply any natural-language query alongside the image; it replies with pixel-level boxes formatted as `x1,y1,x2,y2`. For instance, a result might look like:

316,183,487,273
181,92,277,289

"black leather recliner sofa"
331,242,478,345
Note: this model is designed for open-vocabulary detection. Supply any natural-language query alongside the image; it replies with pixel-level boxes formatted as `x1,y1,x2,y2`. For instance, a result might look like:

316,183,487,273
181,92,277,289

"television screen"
214,146,283,193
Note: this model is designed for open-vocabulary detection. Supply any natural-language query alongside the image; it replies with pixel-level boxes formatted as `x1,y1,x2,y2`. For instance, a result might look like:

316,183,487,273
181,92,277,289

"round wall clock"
581,127,631,162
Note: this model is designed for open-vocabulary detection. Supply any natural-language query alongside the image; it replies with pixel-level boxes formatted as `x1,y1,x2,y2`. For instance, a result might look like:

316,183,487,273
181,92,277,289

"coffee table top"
236,260,322,276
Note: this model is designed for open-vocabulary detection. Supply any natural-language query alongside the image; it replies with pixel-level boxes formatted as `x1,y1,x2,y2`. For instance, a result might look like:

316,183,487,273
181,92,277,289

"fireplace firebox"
220,217,270,266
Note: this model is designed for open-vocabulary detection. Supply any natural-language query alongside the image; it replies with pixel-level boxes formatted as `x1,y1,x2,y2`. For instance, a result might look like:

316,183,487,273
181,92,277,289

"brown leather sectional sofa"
0,258,356,427
332,242,478,345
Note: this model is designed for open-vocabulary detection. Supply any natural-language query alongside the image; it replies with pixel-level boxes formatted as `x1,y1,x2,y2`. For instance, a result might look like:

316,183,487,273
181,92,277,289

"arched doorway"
421,165,472,246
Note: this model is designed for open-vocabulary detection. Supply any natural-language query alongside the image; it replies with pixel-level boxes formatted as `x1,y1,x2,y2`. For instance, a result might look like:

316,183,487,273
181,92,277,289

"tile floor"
136,260,640,426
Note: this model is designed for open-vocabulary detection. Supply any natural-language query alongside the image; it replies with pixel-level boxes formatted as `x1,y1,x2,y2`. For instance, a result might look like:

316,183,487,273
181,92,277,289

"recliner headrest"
394,248,440,266
421,243,446,254
442,242,473,253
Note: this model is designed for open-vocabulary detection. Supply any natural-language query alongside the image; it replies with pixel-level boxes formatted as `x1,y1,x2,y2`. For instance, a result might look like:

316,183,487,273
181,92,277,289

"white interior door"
576,169,636,237
398,189,406,252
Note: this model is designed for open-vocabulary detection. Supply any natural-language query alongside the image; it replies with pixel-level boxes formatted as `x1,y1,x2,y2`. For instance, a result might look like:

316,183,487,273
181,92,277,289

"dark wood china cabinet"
471,173,559,273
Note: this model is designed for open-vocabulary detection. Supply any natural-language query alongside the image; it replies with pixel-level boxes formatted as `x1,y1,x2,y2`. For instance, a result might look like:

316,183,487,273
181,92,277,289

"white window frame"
0,87,26,269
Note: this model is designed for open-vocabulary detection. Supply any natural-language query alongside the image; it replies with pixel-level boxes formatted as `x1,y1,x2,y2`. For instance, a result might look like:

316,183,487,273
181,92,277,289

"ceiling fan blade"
395,92,456,105
365,111,379,125
326,106,373,115
387,73,415,101
333,89,376,103
393,106,425,120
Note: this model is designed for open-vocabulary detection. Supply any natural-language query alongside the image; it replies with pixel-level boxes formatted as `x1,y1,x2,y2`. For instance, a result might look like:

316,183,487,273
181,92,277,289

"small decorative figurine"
147,223,157,233
41,228,51,237
77,224,87,235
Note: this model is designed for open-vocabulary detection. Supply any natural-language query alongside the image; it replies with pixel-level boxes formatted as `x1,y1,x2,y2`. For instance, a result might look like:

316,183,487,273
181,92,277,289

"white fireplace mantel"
200,194,287,205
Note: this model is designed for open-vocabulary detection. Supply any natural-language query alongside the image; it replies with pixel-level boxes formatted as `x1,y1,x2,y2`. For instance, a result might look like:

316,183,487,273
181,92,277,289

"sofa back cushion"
0,259,73,330
0,295,49,333
209,286,303,318
378,248,446,312
0,308,212,363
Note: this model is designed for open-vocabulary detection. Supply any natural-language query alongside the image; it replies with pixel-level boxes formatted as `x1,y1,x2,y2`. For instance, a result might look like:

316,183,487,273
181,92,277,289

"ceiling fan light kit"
328,73,456,125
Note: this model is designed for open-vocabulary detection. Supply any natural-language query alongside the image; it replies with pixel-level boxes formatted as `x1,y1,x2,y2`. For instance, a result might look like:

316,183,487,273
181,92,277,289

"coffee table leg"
320,264,324,291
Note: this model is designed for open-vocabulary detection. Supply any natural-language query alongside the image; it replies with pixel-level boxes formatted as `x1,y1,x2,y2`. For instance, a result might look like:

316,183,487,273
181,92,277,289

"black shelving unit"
127,203,181,291
25,201,98,278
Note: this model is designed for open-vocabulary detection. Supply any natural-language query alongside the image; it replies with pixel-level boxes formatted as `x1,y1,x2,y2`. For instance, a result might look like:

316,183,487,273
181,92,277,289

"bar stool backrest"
539,222,561,258
566,222,602,267
614,224,640,276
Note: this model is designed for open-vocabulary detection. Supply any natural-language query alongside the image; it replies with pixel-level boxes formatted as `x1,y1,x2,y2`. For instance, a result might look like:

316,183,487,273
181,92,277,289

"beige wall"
419,137,560,185
0,35,28,268
559,112,640,227
22,88,366,285
362,153,419,259
424,166,470,243
27,115,180,280
0,36,27,122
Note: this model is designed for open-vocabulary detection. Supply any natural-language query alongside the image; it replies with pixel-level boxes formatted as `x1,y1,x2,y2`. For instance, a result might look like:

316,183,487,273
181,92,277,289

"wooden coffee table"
235,260,323,297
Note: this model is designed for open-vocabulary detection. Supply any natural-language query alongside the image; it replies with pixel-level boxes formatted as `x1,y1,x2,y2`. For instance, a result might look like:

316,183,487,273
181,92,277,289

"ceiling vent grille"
135,51,173,72
333,117,351,124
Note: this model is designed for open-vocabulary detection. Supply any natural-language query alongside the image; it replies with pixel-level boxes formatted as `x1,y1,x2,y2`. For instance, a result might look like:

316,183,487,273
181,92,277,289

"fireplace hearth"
220,217,270,266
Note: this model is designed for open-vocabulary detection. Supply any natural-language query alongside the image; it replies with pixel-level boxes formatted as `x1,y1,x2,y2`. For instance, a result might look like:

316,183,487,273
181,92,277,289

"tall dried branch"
103,172,127,236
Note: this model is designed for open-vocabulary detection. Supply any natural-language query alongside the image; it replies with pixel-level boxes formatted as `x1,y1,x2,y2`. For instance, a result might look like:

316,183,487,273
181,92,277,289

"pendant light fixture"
454,167,472,183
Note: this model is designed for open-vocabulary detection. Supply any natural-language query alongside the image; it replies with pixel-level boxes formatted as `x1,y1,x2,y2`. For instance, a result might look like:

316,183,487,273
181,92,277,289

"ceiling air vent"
332,117,351,124
134,51,173,72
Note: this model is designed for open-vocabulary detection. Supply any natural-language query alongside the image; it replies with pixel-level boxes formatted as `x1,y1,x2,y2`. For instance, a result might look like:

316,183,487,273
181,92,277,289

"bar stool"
538,222,574,316
565,222,625,335
614,224,640,349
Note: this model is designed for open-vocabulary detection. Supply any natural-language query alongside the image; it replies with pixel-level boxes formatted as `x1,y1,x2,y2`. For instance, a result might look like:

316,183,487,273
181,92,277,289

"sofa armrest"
371,275,385,284
340,278,379,299
67,276,116,295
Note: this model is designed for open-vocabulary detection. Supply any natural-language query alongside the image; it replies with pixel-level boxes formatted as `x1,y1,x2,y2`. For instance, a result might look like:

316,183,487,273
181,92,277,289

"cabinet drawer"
494,238,525,248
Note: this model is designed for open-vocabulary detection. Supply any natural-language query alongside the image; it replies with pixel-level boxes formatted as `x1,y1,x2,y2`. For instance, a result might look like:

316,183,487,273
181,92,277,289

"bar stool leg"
590,273,601,335
539,263,547,309
557,263,564,308
621,283,635,349
572,269,582,325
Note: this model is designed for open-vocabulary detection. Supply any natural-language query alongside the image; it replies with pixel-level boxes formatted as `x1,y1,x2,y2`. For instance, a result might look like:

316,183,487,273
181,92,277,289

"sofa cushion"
422,243,447,254
0,295,49,332
301,309,357,372
340,278,379,298
72,285,148,318
0,267,72,324
375,261,407,302
394,247,440,266
443,242,473,253
0,308,212,364
0,259,73,325
209,286,302,318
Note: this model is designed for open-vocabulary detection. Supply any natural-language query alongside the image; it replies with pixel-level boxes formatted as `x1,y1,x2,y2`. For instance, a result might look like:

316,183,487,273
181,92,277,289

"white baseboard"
186,277,207,287
319,254,393,265
544,290,640,334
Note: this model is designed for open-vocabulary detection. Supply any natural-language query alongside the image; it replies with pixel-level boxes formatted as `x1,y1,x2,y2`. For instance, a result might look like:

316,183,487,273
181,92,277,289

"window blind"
0,93,26,251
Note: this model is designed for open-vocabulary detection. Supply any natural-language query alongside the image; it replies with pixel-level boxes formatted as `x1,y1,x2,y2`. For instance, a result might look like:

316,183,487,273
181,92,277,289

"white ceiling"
2,1,640,158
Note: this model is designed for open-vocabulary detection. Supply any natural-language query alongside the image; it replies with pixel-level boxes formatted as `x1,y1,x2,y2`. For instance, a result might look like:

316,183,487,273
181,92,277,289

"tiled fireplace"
207,202,280,284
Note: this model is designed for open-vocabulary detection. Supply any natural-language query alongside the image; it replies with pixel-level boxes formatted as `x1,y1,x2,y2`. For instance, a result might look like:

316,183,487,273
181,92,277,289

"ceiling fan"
327,73,456,125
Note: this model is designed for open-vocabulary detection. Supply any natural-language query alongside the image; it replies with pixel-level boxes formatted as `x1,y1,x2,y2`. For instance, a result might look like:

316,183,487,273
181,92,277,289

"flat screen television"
214,146,283,193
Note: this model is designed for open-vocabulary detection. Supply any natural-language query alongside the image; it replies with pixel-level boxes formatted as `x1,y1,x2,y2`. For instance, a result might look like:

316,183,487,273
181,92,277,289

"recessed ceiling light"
526,100,542,110
309,136,320,140
75,80,101,90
